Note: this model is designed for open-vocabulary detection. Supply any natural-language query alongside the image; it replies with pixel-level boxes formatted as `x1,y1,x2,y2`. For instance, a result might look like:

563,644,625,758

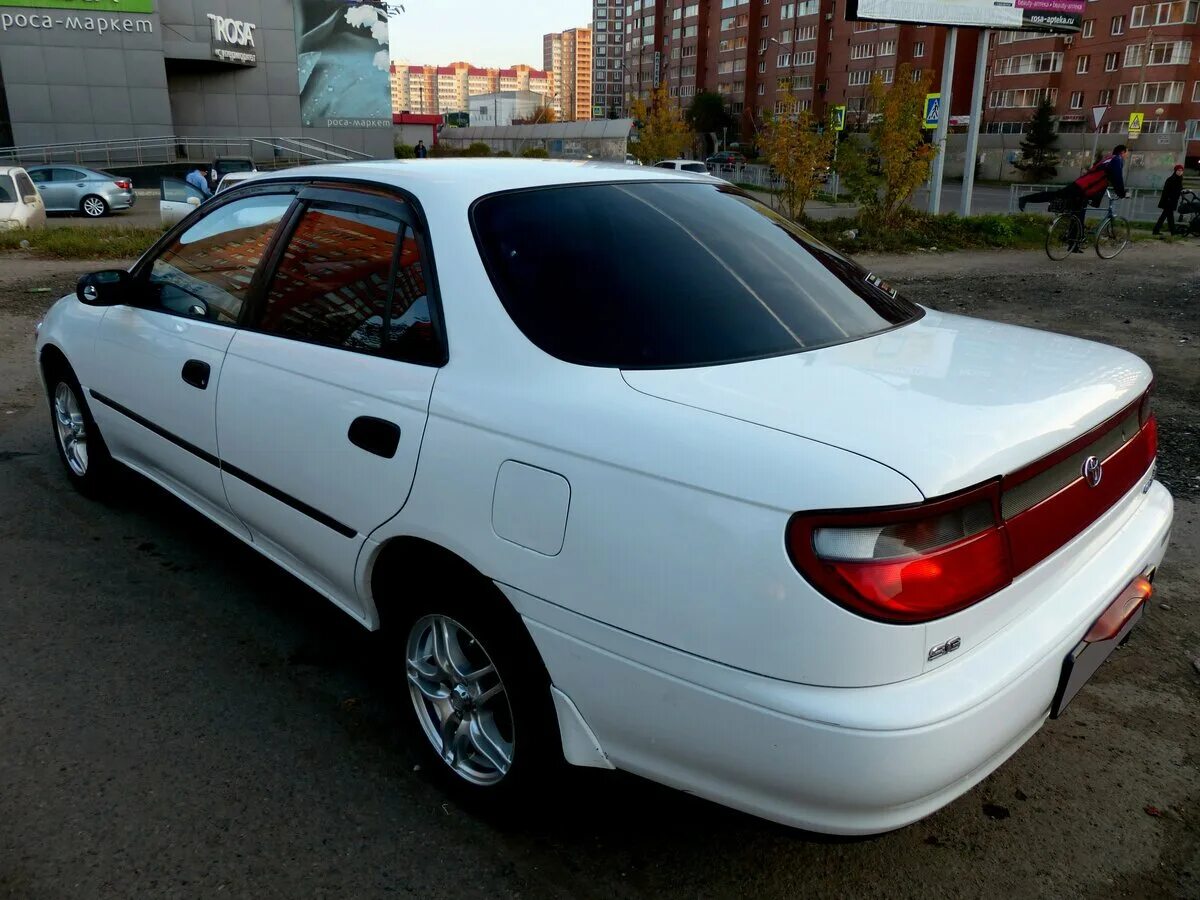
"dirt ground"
0,244,1196,899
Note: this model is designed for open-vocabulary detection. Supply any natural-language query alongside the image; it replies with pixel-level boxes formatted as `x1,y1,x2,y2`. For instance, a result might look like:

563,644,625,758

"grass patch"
801,209,1064,254
0,226,166,260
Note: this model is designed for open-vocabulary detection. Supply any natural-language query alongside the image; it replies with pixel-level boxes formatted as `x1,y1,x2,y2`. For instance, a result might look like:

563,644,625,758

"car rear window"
471,181,921,369
0,176,16,204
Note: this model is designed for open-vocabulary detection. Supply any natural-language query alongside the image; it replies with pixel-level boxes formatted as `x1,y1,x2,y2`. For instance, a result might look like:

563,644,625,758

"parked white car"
653,159,709,174
0,166,47,230
34,160,1172,835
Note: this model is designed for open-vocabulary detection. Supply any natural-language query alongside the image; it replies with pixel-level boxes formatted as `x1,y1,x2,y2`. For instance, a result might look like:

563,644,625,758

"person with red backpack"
1019,146,1129,250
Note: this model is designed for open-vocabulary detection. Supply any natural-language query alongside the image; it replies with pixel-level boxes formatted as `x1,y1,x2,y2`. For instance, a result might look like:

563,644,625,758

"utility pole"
1134,28,1154,140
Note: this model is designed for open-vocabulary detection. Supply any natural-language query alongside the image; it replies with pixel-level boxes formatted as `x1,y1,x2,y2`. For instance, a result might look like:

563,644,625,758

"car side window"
146,193,293,324
55,168,85,182
256,200,439,364
28,169,49,184
14,172,36,198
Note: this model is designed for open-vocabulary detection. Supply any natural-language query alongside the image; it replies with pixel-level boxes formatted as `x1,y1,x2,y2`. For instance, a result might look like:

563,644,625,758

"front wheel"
47,365,114,496
1095,216,1131,259
1046,214,1082,261
80,195,108,218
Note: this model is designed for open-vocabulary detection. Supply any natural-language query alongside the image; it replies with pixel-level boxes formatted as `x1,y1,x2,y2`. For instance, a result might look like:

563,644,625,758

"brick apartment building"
543,27,595,120
600,0,1197,163
391,63,553,117
981,0,1198,163
604,0,977,137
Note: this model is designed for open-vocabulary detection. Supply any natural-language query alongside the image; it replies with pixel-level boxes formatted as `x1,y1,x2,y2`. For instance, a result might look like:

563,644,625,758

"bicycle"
1045,189,1132,261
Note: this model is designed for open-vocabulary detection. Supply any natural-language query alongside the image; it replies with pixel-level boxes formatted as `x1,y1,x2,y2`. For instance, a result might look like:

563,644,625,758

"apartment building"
615,0,975,139
593,1,628,117
544,27,594,120
982,0,1198,160
391,62,553,116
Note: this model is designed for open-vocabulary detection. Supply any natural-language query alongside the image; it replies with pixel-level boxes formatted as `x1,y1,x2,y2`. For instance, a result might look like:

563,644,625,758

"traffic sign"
923,93,941,129
1091,105,1108,129
831,105,846,132
1128,112,1144,138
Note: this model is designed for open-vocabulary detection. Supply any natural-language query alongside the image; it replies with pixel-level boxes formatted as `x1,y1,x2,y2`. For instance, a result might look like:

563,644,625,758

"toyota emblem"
1082,455,1103,488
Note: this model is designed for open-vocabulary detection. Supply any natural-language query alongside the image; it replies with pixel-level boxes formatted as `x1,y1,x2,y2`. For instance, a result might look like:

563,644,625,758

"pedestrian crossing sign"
1128,112,1144,139
832,105,846,132
924,94,941,130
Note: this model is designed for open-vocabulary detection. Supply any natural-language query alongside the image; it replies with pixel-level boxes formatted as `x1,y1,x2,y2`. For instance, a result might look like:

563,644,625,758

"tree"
758,99,836,219
867,65,937,224
832,136,880,207
1013,98,1060,182
686,91,734,151
629,83,691,163
514,106,557,125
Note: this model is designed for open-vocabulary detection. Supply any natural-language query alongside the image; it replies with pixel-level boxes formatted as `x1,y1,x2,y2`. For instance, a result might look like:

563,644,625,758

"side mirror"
187,196,202,207
77,270,130,306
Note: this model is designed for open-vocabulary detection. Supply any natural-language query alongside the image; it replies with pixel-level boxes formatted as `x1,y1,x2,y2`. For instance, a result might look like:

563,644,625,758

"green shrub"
494,150,513,157
463,141,492,157
520,147,550,159
394,143,415,159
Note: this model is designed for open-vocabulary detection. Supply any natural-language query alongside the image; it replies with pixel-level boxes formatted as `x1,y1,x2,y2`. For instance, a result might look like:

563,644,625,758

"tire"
1096,216,1131,259
1046,214,1081,261
398,583,561,809
80,195,108,218
45,363,114,497
1188,217,1200,237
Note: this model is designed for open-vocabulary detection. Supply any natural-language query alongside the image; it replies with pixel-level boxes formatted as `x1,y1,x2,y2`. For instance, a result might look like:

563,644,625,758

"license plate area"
1050,575,1152,718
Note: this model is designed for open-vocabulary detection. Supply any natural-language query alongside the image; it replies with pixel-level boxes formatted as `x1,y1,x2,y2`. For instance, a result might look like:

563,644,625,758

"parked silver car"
25,165,136,218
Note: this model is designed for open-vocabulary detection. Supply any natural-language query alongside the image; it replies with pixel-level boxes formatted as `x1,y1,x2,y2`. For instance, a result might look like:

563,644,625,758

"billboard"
0,0,153,9
849,0,1084,33
294,1,392,128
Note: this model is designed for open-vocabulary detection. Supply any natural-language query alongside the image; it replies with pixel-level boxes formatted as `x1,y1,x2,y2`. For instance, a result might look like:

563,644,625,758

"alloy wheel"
82,197,106,218
406,614,515,786
53,382,89,477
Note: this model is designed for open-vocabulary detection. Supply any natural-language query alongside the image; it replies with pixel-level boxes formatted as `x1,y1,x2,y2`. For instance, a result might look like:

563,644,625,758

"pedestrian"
414,140,428,159
1152,164,1185,237
185,165,212,199
1019,145,1129,251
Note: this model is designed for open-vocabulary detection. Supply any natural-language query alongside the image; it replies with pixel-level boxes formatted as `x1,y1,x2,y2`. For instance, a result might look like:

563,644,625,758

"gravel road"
0,244,1196,899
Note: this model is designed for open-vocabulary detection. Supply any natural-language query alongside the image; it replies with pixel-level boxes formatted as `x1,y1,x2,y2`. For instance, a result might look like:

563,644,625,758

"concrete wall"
943,132,1188,189
0,0,390,157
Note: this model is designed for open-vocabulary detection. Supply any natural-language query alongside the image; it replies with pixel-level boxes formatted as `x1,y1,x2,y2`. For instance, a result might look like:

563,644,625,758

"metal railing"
0,134,376,168
1008,183,1163,222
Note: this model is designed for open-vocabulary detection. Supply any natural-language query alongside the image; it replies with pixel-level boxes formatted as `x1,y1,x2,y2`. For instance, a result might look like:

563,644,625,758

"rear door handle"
181,359,211,390
348,416,400,459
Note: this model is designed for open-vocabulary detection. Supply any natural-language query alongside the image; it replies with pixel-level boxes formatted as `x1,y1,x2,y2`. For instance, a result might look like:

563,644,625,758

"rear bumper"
509,479,1173,835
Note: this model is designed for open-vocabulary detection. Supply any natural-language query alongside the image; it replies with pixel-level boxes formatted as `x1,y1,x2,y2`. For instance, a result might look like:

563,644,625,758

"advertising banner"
850,0,1084,34
294,0,392,128
0,0,153,9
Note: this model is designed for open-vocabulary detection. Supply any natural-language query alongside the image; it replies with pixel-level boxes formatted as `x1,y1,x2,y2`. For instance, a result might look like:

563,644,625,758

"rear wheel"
1095,216,1131,259
398,583,562,808
1046,214,1081,261
80,195,108,218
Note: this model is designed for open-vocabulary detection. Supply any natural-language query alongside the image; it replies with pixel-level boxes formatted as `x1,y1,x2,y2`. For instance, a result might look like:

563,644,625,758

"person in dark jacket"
414,140,429,159
1153,164,1185,236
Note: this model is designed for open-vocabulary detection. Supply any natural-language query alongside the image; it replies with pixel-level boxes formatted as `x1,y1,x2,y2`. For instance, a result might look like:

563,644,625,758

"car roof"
246,158,722,199
0,166,29,176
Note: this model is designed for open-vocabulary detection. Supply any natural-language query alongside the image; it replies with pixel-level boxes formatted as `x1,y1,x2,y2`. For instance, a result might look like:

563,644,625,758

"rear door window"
14,171,36,198
472,181,920,368
255,199,439,364
0,176,16,203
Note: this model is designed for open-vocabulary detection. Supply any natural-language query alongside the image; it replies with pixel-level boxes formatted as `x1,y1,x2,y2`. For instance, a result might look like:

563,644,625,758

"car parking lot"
0,243,1197,899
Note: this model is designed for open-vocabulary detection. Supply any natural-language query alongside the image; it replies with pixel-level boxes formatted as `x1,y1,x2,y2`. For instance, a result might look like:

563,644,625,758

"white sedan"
0,166,47,230
34,160,1172,835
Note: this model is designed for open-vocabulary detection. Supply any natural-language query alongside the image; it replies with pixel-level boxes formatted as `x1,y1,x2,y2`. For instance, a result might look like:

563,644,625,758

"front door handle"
181,359,211,390
348,416,400,459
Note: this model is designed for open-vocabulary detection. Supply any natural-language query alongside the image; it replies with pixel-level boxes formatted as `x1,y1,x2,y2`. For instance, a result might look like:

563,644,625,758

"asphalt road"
1,248,1197,899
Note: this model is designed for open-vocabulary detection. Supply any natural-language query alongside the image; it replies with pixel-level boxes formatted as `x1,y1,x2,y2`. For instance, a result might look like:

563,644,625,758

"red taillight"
787,483,1011,624
787,387,1158,625
114,180,131,190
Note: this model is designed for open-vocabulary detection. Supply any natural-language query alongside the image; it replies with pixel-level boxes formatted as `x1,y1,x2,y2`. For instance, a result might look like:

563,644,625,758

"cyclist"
1020,145,1129,251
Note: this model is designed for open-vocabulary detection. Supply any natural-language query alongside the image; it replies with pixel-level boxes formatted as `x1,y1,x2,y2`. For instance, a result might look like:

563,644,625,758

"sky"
388,0,592,69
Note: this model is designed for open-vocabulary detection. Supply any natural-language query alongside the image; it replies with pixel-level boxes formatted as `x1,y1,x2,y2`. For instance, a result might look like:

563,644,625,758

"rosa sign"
849,0,1084,33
